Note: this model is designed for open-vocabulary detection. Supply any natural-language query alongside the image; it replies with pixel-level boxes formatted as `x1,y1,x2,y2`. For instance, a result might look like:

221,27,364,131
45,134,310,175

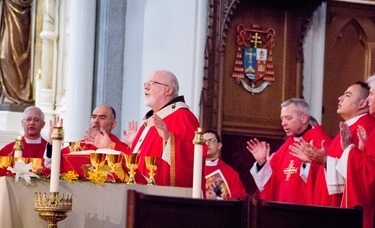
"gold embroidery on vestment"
284,160,298,181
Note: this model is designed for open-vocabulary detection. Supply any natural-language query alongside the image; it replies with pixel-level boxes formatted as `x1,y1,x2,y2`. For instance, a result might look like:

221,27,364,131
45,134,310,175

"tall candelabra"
34,125,72,227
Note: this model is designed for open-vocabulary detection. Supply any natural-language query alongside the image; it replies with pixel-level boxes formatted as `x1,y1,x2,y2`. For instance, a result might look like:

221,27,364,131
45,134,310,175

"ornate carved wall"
200,0,323,194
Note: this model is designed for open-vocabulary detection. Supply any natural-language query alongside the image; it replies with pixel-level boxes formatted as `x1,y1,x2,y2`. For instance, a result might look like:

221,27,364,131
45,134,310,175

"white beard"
144,96,156,108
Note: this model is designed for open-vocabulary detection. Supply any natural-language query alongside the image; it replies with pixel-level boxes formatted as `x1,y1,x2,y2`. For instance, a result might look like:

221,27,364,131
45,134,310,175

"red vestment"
61,134,129,154
260,126,331,204
59,134,129,176
127,100,200,187
312,114,375,207
0,137,47,158
205,159,248,199
343,130,375,228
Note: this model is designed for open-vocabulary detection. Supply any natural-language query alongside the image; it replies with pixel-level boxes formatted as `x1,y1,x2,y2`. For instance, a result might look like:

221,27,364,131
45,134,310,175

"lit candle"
50,124,64,192
192,127,204,198
13,136,23,158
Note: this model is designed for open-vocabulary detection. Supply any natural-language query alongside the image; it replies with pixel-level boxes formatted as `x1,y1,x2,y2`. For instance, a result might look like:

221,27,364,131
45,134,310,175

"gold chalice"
145,156,157,186
30,158,44,173
107,154,126,182
124,154,140,184
0,156,12,168
90,153,106,170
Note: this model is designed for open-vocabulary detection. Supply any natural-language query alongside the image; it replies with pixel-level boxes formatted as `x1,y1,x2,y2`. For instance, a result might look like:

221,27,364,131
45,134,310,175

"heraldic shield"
232,24,276,94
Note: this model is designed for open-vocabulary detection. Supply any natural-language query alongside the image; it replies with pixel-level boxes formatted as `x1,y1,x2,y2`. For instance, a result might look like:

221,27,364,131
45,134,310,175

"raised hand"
83,127,100,144
246,138,270,165
289,138,312,163
357,125,367,151
340,121,352,150
303,140,327,165
123,120,138,148
48,116,63,144
93,127,112,149
151,114,170,141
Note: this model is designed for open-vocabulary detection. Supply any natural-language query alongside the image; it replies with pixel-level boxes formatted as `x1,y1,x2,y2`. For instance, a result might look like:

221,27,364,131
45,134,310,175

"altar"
0,176,192,228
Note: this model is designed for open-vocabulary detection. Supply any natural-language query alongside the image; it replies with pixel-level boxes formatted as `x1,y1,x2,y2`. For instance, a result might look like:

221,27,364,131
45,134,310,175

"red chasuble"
312,114,375,207
61,134,129,154
0,137,47,158
260,126,331,204
343,131,375,228
205,159,248,199
128,103,200,187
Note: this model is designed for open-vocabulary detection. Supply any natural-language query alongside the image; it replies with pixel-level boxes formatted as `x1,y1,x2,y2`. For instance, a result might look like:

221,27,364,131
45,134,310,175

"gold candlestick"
13,137,24,151
13,136,23,158
34,192,72,228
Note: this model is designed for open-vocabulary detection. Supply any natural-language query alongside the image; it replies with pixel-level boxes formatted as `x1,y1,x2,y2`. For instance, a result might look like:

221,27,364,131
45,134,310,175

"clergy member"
122,70,201,187
289,81,375,207
338,75,375,228
61,104,129,153
246,98,332,204
0,106,47,158
44,105,129,169
204,130,248,200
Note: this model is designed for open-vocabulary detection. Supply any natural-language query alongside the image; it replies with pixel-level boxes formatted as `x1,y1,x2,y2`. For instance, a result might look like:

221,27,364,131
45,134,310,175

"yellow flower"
87,170,106,186
61,171,79,183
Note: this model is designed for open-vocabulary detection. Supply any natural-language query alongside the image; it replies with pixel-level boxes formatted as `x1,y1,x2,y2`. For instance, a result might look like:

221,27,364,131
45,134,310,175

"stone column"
37,0,57,112
64,0,96,141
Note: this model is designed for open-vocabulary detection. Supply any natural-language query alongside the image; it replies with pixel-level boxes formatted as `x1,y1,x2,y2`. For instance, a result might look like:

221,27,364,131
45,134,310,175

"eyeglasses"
204,138,217,145
144,81,169,87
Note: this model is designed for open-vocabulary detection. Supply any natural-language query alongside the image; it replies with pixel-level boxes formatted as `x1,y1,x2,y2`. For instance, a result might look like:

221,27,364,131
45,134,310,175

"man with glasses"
204,130,247,200
121,70,201,187
0,106,47,158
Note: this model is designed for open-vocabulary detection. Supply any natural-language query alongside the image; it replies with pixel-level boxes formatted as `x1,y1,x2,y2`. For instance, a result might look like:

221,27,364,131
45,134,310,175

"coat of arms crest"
232,24,276,94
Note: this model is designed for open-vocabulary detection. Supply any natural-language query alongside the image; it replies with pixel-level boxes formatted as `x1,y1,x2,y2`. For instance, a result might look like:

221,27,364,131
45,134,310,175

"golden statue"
0,0,33,104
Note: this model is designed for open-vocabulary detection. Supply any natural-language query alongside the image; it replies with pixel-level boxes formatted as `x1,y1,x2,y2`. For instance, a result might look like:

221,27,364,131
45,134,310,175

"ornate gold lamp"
34,124,72,227
34,192,72,228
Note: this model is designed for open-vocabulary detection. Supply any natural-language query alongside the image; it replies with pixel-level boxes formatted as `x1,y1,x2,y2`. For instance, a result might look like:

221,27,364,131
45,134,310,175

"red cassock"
343,131,375,228
260,126,332,204
60,134,129,176
312,114,375,207
61,134,129,154
127,101,200,187
205,159,248,199
0,137,47,158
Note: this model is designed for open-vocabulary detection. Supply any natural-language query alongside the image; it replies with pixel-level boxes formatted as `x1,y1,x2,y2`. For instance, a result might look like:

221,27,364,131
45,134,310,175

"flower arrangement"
0,156,126,185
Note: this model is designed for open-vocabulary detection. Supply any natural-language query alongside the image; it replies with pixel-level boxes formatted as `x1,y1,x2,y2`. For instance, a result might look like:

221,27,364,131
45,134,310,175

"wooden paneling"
222,8,300,138
201,0,322,199
322,1,375,137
